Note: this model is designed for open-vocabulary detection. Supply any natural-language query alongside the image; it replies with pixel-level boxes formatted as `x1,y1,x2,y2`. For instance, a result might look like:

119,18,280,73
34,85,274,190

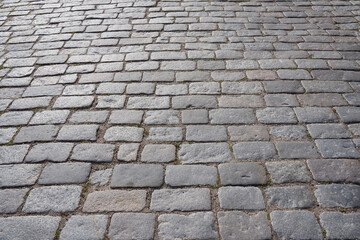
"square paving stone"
266,161,311,183
38,163,91,185
158,213,217,240
320,212,360,240
23,186,82,213
104,126,144,142
57,125,98,141
0,145,29,164
178,143,231,163
219,162,267,185
71,143,115,162
109,213,155,240
90,169,112,186
141,144,175,162
315,139,360,158
270,211,322,240
218,211,272,240
0,189,28,213
314,184,360,208
0,164,42,187
233,142,277,160
276,142,319,159
83,190,147,212
165,165,217,187
111,164,163,188
307,159,360,184
117,143,140,162
14,125,59,143
0,216,60,240
25,143,73,162
186,125,227,142
265,186,315,209
60,215,108,240
218,187,265,210
150,188,211,212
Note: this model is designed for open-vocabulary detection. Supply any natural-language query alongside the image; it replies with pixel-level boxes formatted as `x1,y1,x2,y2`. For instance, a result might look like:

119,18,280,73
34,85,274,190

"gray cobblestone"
315,184,360,208
72,144,114,162
26,143,73,163
320,212,360,240
186,125,227,142
265,186,314,209
165,165,217,186
14,125,59,143
266,161,311,183
233,142,276,160
219,187,265,210
57,125,98,141
39,163,91,185
0,145,29,164
0,189,28,213
104,127,143,142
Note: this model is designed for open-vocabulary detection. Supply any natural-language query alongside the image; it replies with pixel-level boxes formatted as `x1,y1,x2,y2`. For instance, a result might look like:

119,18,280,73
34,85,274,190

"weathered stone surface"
104,127,143,142
26,143,73,162
270,126,307,140
57,125,98,141
209,109,256,124
23,186,82,213
178,143,231,163
0,189,28,213
38,163,91,185
228,126,269,141
165,165,217,186
266,161,311,183
270,211,322,240
233,142,276,160
158,213,217,240
0,145,29,164
218,211,272,240
147,127,183,142
219,187,265,210
265,186,315,209
0,164,42,187
0,128,17,144
315,184,360,208
219,162,267,185
83,190,146,212
71,144,114,162
117,143,140,162
90,168,112,186
14,125,59,143
276,142,319,159
150,188,211,211
109,213,155,240
320,212,360,240
315,139,360,158
141,144,175,162
186,125,227,142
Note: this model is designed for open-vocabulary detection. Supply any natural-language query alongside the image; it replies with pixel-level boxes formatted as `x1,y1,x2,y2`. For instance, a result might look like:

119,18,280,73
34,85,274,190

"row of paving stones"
1,211,359,239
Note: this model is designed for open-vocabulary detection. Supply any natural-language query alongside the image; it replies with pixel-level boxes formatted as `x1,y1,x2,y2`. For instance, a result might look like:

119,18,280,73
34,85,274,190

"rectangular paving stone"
147,127,183,142
96,95,126,109
186,125,227,142
104,127,144,142
233,142,277,160
117,144,140,162
150,188,211,212
315,139,360,158
218,212,271,240
38,163,91,185
307,124,351,138
57,125,98,141
0,145,29,164
218,96,264,108
210,109,256,124
69,111,109,124
83,190,147,212
158,213,217,240
219,162,267,186
334,107,360,123
302,81,352,93
110,164,163,188
172,96,217,109
222,82,263,94
276,142,319,159
0,189,28,214
14,125,59,143
219,187,265,210
295,107,338,123
179,143,231,163
263,81,304,94
0,111,33,126
144,110,179,125
0,216,60,240
265,186,314,209
71,143,115,162
109,110,144,124
256,107,297,124
53,96,94,109
109,213,155,240
315,184,360,208
9,97,52,110
25,143,73,163
23,186,82,213
298,93,348,107
320,212,360,240
228,126,269,141
141,144,175,163
266,161,311,184
127,96,170,109
0,128,17,145
165,165,217,187
29,110,69,125
181,110,208,124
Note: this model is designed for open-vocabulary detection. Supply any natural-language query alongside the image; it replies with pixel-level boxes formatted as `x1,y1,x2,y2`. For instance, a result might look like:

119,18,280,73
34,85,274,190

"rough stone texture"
38,163,91,185
265,186,315,209
141,144,175,163
26,143,73,162
109,213,155,240
315,184,360,208
218,187,265,210
14,125,59,143
0,189,28,213
276,142,319,159
0,164,42,187
233,142,277,160
0,145,29,164
165,165,217,186
315,139,360,158
60,215,108,240
218,211,272,240
320,212,360,240
104,127,143,142
57,125,98,141
178,143,231,163
186,125,227,142
71,144,114,162
270,211,322,240
266,161,312,183
83,190,146,212
219,163,267,186
117,143,140,162
90,169,112,186
158,213,217,239
23,186,82,213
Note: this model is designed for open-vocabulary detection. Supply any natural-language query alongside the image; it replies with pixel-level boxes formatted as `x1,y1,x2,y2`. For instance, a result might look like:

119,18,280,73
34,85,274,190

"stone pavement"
0,0,360,239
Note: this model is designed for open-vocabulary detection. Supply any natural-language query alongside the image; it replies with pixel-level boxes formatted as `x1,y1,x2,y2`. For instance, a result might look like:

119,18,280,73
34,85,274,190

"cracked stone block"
218,187,265,210
158,213,217,240
25,143,73,163
0,164,42,187
218,211,272,240
314,184,360,208
23,186,82,213
72,144,115,162
111,164,163,188
219,162,267,186
117,143,140,162
83,190,146,212
165,165,217,186
0,145,29,164
141,144,175,163
57,125,98,141
150,188,211,212
179,143,231,163
104,127,143,142
60,215,108,240
265,186,315,209
38,163,91,185
109,213,155,240
0,189,28,213
90,168,112,186
276,142,319,159
320,212,360,240
315,139,360,158
0,216,60,240
186,125,227,142
307,159,360,184
270,211,322,240
266,161,311,183
233,142,276,160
